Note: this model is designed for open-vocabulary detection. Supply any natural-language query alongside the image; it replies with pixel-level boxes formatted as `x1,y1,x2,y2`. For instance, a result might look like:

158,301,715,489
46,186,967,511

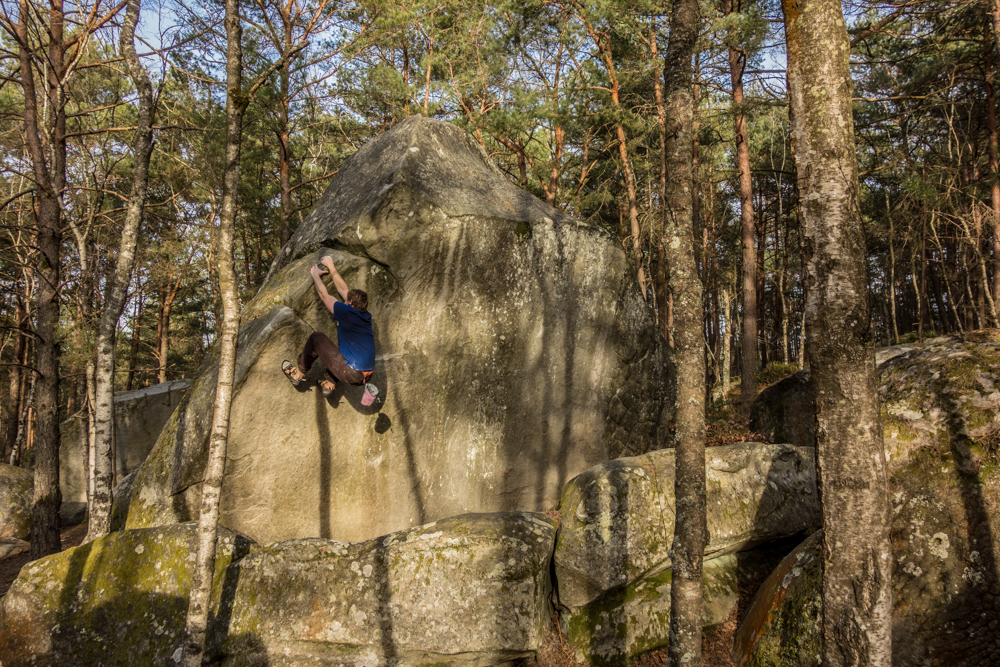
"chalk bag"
362,382,379,407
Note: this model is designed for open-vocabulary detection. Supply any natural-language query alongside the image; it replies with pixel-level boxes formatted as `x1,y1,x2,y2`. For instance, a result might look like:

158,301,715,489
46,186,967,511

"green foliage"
899,330,938,344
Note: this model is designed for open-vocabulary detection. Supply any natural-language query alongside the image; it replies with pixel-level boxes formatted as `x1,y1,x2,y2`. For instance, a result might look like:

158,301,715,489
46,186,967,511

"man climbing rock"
282,255,374,395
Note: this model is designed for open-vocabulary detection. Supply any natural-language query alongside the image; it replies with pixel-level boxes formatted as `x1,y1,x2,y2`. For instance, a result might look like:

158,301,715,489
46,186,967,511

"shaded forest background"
2,0,998,461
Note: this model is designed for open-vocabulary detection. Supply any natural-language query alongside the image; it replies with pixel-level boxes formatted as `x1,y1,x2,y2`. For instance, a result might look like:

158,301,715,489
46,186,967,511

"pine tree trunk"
662,0,706,662
722,288,732,396
156,299,170,383
723,1,758,411
3,293,27,457
888,216,900,343
782,0,893,663
985,54,1000,313
180,0,245,658
19,0,64,559
86,0,156,541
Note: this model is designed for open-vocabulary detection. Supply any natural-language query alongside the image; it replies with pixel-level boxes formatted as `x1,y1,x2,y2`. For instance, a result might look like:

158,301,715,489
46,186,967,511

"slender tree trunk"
724,2,758,411
86,0,156,541
180,0,245,658
985,57,1000,308
582,22,647,299
85,359,96,509
782,0,893,663
722,287,732,396
277,10,293,248
662,0,706,663
992,0,1000,62
919,216,929,338
656,241,672,345
614,119,647,298
126,288,144,391
3,293,27,456
155,280,182,383
10,377,36,467
888,214,900,343
545,124,564,207
798,308,806,368
928,256,949,333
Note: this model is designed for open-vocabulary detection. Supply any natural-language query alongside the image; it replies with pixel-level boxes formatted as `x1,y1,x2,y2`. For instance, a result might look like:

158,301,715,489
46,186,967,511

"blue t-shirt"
333,301,375,372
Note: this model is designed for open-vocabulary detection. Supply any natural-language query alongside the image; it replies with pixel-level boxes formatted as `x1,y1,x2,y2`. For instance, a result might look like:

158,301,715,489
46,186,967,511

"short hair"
347,288,368,313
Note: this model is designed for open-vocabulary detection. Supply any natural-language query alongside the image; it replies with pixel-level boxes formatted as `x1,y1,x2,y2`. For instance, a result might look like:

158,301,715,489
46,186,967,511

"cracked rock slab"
553,443,819,663
212,512,557,666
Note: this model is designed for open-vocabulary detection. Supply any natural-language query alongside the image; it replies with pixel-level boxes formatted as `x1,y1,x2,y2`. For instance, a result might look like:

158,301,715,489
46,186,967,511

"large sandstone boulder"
878,334,1000,474
1,513,555,666
0,537,29,558
126,116,672,545
748,370,815,449
751,331,1000,463
736,451,1000,666
565,540,795,666
734,530,822,667
0,463,33,540
553,442,820,663
213,512,557,666
0,523,254,667
59,379,190,503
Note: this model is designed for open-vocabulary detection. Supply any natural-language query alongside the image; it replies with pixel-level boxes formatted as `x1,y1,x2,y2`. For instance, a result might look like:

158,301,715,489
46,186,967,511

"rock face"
878,334,1000,474
748,370,815,449
126,116,671,545
553,443,820,664
0,463,33,540
566,540,796,666
0,537,29,559
737,340,1000,667
0,523,254,667
750,331,1000,466
0,513,555,667
734,530,822,667
213,512,557,666
59,379,190,503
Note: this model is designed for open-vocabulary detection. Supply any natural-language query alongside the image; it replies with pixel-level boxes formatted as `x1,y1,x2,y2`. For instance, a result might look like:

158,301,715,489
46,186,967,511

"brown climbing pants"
297,332,366,386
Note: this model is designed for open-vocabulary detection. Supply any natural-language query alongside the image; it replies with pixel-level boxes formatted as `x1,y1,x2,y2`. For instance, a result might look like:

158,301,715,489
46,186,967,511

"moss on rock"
212,512,556,666
0,523,255,667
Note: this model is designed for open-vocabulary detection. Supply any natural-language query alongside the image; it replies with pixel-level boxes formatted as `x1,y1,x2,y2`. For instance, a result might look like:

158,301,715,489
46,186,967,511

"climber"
281,255,375,396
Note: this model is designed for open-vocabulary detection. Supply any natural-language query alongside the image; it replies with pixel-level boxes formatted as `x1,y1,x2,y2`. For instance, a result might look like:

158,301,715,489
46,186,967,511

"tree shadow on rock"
893,378,1000,666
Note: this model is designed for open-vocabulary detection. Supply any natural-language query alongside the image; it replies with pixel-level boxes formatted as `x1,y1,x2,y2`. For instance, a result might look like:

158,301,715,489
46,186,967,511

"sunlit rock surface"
0,463,32,540
750,330,1000,473
0,523,254,667
126,115,672,545
213,512,556,666
553,442,819,663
